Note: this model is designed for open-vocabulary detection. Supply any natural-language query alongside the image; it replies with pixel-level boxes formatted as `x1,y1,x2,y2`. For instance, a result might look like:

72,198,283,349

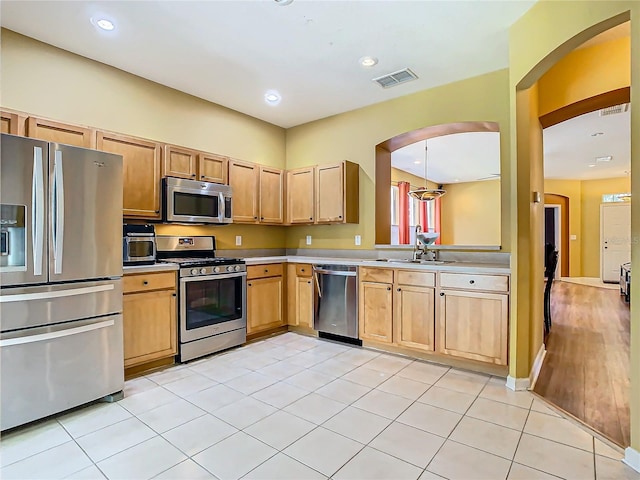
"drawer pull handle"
264,269,269,273
172,293,177,297
440,292,445,296
469,280,475,285
143,281,149,286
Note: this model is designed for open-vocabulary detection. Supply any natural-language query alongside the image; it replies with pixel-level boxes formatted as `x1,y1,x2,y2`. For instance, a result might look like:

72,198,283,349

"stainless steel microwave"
163,177,233,224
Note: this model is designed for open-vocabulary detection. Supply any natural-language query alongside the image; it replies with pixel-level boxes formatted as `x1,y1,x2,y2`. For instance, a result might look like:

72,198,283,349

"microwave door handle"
52,150,64,274
32,146,44,276
219,192,225,222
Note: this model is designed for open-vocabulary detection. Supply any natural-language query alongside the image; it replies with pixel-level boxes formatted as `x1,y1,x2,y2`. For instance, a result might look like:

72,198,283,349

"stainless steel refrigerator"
0,133,124,431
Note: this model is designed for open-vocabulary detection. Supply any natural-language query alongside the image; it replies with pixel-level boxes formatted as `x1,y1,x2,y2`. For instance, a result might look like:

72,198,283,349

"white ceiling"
543,107,631,180
391,132,501,185
0,1,535,128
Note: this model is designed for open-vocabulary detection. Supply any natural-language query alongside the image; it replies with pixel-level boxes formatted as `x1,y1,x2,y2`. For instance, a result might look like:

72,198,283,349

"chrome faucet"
412,225,423,261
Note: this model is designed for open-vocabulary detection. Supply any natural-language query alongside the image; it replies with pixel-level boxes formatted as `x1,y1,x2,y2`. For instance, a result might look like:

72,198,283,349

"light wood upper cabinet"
97,131,162,219
198,153,228,184
26,116,96,149
437,289,508,365
1,109,26,136
229,159,259,223
123,272,177,368
247,273,284,335
316,161,359,224
164,145,197,179
259,166,284,224
394,285,435,352
287,167,315,224
359,280,393,343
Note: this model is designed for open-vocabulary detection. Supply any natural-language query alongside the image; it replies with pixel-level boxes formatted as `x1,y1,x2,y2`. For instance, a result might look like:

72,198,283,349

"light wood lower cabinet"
395,285,436,352
287,264,314,328
359,281,393,343
247,264,285,334
437,289,509,365
123,272,177,368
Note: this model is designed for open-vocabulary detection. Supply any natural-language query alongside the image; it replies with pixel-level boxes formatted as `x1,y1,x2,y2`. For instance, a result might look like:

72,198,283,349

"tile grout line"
505,395,534,479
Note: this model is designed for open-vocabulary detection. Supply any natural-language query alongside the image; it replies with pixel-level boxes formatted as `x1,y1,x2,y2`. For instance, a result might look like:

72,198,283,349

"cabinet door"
394,285,435,352
198,153,228,184
1,110,25,135
437,290,508,365
164,145,197,179
229,160,259,223
287,167,315,224
259,166,284,224
359,281,393,343
26,117,95,149
296,276,314,328
123,289,177,367
97,131,162,219
247,276,284,334
316,163,344,223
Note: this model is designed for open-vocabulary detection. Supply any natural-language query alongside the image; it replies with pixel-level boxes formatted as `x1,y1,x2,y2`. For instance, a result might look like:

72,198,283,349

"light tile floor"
2,332,639,480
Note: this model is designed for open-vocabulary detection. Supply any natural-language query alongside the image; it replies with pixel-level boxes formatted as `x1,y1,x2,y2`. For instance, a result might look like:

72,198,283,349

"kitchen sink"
376,258,450,265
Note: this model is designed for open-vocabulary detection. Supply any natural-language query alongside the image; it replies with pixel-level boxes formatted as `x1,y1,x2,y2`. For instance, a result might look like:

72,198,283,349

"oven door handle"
180,272,247,283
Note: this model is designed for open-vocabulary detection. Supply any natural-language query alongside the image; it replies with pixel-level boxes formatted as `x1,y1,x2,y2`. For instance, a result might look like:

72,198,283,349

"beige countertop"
123,263,179,275
243,256,510,275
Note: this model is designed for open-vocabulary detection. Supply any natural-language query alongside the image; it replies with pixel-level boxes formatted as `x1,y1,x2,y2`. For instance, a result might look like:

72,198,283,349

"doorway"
544,205,561,279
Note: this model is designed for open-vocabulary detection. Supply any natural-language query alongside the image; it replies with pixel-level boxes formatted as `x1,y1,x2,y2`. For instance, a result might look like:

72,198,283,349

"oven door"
179,272,246,343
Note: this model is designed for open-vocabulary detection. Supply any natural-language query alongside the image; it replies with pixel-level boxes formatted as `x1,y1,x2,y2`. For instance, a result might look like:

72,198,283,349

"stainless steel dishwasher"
313,264,359,343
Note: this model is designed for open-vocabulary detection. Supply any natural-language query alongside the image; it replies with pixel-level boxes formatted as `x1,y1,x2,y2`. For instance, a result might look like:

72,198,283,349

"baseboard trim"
529,344,547,390
624,447,640,473
506,375,530,391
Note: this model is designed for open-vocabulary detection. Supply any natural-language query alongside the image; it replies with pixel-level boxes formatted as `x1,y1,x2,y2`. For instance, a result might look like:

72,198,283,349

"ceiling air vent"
600,103,629,116
372,68,418,89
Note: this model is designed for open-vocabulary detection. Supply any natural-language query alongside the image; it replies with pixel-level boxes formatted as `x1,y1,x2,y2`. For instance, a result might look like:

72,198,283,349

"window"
602,193,631,203
391,185,399,226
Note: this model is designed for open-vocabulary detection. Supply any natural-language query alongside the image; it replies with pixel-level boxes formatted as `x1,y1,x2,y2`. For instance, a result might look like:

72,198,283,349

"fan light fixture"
408,142,446,201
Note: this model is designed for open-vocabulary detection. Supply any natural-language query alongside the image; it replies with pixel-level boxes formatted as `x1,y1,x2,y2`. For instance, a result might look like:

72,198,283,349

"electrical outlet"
235,236,242,246
355,235,361,246
306,235,312,245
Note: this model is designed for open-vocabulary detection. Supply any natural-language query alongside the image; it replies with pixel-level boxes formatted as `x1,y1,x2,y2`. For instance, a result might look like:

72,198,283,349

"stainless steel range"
156,236,246,362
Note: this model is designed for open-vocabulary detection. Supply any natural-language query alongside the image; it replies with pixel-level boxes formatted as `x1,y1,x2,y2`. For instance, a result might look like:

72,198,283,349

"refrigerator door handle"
31,146,45,276
0,319,115,347
0,283,115,303
52,150,65,274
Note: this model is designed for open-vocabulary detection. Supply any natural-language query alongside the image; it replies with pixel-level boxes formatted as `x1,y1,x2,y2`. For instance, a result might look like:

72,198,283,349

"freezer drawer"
0,279,122,332
1,314,124,431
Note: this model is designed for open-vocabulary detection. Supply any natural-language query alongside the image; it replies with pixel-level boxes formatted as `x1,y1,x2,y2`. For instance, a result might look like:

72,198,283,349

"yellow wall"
390,168,434,187
544,179,583,277
510,0,639,453
285,69,512,250
581,176,631,276
0,29,287,251
538,36,631,116
440,179,501,245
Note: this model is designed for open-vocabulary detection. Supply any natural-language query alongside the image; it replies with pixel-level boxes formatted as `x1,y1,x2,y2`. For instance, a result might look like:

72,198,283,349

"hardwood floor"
534,280,630,446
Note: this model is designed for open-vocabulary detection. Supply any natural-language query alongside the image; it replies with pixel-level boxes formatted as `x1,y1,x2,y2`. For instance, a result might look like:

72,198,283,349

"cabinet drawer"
296,264,313,277
396,270,435,287
360,267,393,284
124,272,176,294
247,263,284,280
440,273,509,293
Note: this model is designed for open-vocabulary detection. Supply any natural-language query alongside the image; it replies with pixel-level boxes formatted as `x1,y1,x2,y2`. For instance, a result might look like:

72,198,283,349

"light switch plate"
570,235,577,240
355,235,361,246
235,236,242,246
306,235,312,245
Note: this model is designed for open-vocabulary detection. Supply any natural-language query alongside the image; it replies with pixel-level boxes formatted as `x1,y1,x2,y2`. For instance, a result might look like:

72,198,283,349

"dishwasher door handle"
313,269,357,277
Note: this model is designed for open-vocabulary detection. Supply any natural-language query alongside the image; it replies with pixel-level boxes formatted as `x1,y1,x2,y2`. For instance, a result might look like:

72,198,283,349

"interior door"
48,143,123,283
0,134,48,286
601,203,631,283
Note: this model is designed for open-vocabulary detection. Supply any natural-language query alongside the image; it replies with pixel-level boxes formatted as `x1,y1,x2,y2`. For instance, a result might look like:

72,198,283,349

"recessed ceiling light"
264,90,281,106
274,0,294,5
453,179,460,182
588,164,596,168
359,56,378,67
591,132,604,137
595,155,612,163
91,18,115,31
413,160,421,164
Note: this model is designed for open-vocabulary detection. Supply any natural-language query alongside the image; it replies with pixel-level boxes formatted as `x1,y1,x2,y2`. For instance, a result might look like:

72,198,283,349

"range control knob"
227,266,234,272
190,268,198,275
234,265,241,272
200,268,207,274
214,266,221,273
